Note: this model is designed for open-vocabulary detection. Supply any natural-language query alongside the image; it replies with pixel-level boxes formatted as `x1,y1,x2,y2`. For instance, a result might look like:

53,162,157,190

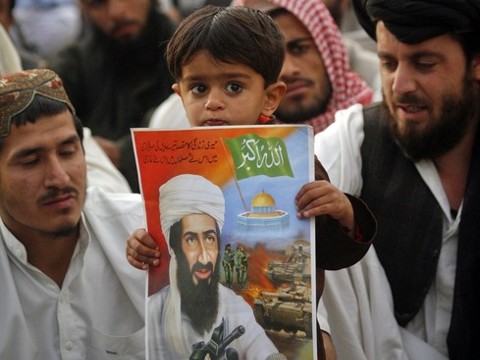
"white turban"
159,174,225,252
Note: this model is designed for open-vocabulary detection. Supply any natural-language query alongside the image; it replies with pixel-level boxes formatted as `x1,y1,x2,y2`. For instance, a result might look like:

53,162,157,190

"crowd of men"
0,0,479,359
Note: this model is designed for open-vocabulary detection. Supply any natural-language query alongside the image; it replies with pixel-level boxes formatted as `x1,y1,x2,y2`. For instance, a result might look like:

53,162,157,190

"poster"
132,125,317,360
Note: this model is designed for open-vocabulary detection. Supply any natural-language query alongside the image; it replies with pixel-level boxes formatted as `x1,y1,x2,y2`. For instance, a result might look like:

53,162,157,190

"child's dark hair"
166,5,285,87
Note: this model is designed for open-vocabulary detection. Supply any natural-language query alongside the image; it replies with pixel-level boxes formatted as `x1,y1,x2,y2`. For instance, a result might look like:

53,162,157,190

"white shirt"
0,24,22,76
0,187,146,359
148,93,190,130
84,127,132,193
314,104,457,358
148,284,281,360
12,2,82,60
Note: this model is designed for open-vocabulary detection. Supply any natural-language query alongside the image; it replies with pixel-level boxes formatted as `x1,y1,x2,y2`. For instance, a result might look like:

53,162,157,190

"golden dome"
251,192,275,207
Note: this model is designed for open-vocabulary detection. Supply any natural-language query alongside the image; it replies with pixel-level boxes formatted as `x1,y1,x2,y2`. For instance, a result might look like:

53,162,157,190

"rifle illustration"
190,318,245,360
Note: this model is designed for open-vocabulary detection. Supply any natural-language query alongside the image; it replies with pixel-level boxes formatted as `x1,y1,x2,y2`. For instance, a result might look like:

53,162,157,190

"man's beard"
95,9,158,68
40,226,78,239
275,83,331,124
177,254,221,335
383,73,478,161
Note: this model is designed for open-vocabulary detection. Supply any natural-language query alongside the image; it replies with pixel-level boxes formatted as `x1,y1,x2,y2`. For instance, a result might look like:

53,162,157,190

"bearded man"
148,174,285,360
48,0,176,192
314,0,480,359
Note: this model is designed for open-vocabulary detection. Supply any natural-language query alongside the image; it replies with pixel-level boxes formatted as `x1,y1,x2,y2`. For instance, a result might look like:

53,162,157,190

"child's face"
173,50,286,127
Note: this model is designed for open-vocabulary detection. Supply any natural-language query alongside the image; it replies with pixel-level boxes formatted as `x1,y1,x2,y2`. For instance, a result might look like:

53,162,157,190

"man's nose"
280,53,301,79
44,155,69,188
197,240,211,264
391,63,418,95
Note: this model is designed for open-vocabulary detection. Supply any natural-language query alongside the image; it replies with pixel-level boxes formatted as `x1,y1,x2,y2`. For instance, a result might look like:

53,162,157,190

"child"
127,5,376,359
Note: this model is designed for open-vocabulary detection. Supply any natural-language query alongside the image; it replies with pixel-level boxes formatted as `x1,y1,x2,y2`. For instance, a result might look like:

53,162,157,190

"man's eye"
380,60,397,72
60,150,75,157
416,62,436,71
206,234,217,242
191,84,207,95
21,157,39,166
59,145,78,157
285,37,315,56
184,236,197,246
287,39,314,56
204,235,217,248
289,44,309,55
226,83,242,93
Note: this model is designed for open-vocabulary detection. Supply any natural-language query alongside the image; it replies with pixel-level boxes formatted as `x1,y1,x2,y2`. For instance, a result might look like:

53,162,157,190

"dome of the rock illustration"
237,191,289,231
251,192,275,207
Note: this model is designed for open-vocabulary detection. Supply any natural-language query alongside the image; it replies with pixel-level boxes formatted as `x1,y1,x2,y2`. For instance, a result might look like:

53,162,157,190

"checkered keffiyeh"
233,0,374,133
0,69,75,138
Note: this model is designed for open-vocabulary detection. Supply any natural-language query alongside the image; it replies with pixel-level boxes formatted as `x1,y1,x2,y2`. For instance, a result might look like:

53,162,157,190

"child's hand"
295,180,355,237
126,228,161,270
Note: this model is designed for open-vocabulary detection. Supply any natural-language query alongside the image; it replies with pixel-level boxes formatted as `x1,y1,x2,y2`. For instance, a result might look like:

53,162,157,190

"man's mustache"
282,76,314,87
393,93,428,107
111,20,138,33
191,261,214,274
38,187,78,203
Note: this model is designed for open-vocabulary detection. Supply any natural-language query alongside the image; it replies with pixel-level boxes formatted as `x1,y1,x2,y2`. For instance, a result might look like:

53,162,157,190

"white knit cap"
159,174,225,253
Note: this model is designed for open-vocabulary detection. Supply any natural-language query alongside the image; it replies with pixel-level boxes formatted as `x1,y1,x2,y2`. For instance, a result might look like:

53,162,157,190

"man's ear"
472,54,480,81
261,81,287,117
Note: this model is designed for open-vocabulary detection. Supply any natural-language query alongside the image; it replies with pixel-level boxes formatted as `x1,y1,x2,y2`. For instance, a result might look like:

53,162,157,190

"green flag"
224,134,294,180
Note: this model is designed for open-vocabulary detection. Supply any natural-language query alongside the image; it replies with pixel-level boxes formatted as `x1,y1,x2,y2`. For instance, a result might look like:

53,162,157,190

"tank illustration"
265,242,311,284
253,284,313,338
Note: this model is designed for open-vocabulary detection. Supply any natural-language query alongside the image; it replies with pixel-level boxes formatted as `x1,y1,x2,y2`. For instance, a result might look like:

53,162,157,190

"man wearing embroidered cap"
148,174,285,360
0,69,147,359
314,0,480,359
